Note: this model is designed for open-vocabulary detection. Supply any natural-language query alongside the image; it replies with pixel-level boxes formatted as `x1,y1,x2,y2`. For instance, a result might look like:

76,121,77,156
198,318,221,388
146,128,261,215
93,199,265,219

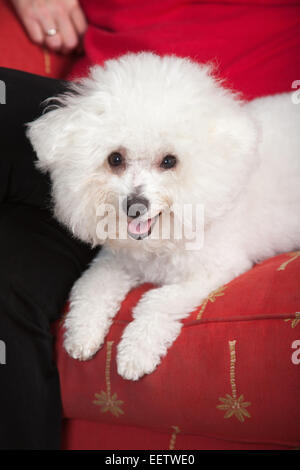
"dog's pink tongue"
128,218,152,235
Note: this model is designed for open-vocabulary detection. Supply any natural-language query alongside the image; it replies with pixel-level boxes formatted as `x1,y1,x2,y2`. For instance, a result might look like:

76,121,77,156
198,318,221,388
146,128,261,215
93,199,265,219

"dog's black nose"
124,195,149,218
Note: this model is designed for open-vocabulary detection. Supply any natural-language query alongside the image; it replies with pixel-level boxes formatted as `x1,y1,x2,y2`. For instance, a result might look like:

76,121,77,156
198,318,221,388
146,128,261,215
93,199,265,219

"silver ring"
46,28,58,37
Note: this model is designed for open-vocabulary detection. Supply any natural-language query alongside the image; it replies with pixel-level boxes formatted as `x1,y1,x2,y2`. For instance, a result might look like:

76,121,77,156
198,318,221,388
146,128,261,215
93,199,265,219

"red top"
70,0,300,100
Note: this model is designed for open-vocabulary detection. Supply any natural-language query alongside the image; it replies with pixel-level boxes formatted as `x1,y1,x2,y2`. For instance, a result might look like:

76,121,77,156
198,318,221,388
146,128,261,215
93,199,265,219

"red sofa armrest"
54,252,300,449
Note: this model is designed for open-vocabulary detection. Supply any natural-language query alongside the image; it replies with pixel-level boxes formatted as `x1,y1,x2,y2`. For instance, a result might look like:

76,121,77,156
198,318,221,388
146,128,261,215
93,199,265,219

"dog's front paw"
64,332,103,361
63,305,110,361
116,321,161,380
117,342,161,381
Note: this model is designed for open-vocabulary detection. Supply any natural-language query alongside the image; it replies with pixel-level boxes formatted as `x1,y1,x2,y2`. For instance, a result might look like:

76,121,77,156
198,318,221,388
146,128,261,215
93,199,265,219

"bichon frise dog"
27,52,300,380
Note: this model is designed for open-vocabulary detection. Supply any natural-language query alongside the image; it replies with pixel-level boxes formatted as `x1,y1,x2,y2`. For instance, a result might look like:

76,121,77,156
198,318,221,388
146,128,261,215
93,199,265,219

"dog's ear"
26,68,104,173
26,99,82,172
198,101,260,221
213,104,259,162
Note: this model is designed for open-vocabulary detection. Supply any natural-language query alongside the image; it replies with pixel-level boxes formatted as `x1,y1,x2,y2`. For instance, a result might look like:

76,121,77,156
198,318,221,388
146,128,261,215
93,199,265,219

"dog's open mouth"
127,214,160,240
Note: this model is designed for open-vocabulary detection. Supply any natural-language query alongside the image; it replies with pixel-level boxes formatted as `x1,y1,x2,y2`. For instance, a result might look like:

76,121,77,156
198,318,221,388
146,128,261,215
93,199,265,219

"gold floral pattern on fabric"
284,312,300,328
169,425,180,450
43,48,51,74
93,341,124,417
277,251,300,271
196,286,226,321
217,340,251,422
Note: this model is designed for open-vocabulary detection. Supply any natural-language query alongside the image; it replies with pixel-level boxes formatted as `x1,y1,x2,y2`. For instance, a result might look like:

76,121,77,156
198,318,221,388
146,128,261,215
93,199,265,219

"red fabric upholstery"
60,420,290,451
72,0,300,100
0,0,73,78
54,252,300,450
1,0,300,450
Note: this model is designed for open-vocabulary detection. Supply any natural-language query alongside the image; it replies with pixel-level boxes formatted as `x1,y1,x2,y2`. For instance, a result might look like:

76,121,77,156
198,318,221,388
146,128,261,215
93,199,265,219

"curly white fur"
27,52,300,380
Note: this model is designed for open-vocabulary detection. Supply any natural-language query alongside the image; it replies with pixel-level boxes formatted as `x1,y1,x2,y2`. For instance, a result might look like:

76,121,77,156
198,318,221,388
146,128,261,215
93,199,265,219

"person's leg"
0,68,97,449
0,67,68,207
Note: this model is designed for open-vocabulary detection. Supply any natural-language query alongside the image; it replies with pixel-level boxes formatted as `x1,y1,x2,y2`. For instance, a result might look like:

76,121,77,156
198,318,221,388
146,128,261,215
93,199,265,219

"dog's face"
27,53,258,251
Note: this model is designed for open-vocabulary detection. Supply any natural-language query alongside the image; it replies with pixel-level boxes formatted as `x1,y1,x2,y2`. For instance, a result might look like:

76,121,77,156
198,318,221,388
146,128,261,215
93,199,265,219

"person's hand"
10,0,87,54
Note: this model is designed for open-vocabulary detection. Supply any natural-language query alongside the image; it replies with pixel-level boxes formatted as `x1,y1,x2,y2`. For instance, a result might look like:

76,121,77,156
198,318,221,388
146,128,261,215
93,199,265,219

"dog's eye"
108,152,124,167
160,154,177,170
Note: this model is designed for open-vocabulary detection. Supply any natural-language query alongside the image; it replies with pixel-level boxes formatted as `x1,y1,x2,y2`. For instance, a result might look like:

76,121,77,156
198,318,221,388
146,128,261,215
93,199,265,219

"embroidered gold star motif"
93,390,124,417
217,340,251,422
277,251,300,271
284,312,300,329
217,394,251,422
169,426,180,450
93,341,124,417
196,285,227,320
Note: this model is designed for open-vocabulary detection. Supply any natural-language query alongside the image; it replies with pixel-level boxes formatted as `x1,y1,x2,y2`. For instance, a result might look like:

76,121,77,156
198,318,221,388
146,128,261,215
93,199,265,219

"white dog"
27,52,300,380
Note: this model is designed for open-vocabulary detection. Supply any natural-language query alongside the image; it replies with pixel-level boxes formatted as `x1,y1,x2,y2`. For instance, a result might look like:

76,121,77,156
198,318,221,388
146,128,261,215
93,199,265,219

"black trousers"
0,68,97,449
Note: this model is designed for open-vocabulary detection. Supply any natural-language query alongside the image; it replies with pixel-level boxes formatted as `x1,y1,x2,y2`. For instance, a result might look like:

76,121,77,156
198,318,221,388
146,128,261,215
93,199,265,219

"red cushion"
60,420,289,451
0,0,73,78
54,251,300,449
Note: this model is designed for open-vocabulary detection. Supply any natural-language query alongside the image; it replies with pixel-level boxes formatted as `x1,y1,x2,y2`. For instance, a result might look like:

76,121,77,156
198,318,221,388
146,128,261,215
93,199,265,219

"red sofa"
55,252,300,450
1,0,300,450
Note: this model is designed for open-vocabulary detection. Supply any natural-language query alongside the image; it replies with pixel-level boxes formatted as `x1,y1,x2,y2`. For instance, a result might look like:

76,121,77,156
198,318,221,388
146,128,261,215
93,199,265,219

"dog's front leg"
117,246,254,380
64,250,136,361
116,281,210,381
